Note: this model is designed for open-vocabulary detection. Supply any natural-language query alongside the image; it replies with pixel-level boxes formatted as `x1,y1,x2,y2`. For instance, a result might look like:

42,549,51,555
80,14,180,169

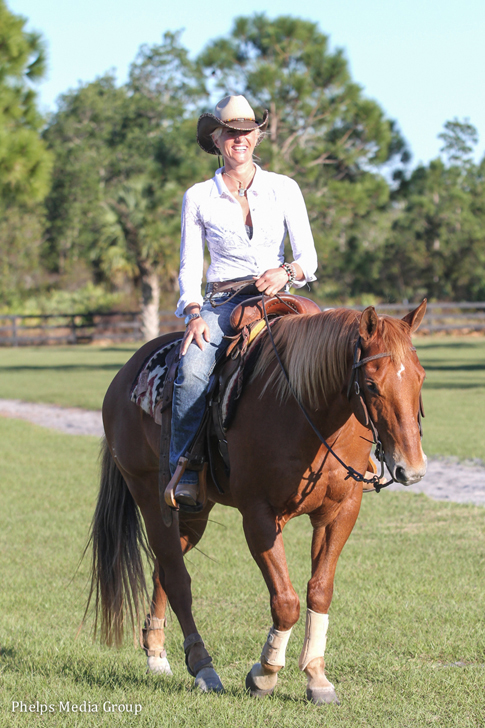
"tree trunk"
140,268,160,341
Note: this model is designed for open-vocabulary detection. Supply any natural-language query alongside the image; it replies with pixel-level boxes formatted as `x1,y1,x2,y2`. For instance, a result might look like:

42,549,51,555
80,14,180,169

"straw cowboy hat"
197,95,269,155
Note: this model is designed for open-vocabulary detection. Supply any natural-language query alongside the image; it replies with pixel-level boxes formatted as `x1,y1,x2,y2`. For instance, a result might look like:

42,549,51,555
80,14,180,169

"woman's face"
213,128,259,165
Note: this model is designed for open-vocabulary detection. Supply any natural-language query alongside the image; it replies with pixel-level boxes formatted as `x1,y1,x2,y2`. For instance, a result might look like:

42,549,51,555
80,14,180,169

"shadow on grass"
423,363,485,372
0,647,190,694
416,341,485,350
0,364,123,373
0,646,318,705
0,646,16,659
423,382,484,390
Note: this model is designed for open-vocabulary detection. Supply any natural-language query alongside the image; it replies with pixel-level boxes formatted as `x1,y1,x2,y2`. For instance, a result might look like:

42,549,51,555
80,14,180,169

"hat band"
223,117,256,123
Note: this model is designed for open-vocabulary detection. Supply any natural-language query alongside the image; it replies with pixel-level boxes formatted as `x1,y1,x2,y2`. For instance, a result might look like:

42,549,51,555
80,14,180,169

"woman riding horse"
88,93,428,704
170,94,317,507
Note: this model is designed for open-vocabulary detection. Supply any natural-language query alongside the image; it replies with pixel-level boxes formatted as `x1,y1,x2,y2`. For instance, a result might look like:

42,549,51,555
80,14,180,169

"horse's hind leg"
143,562,172,675
144,505,215,676
134,479,222,691
241,505,300,698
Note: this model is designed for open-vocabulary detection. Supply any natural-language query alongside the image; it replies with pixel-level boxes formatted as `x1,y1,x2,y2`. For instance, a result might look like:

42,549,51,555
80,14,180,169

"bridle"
345,336,395,490
260,294,424,493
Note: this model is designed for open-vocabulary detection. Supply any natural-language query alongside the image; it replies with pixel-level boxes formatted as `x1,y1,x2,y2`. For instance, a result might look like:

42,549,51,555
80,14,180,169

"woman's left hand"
255,267,289,297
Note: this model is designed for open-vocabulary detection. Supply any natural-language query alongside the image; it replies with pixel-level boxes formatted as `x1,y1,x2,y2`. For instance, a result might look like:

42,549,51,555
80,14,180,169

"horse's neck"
309,389,354,440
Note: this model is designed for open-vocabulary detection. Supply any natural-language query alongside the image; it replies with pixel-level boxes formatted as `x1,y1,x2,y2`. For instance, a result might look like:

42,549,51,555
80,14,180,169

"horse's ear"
402,299,427,333
359,307,379,342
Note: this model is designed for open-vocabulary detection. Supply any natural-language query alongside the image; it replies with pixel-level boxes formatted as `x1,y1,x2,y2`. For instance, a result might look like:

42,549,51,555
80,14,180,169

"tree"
43,33,212,338
0,0,52,307
377,120,485,302
0,0,51,202
438,117,478,167
43,75,131,276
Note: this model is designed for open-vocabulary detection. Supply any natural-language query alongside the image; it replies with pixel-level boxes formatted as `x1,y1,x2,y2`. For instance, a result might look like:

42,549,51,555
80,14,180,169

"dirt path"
1,398,484,506
0,398,104,437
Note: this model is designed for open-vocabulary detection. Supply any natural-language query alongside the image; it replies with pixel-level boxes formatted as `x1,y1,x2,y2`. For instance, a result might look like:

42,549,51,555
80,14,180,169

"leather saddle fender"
230,293,321,331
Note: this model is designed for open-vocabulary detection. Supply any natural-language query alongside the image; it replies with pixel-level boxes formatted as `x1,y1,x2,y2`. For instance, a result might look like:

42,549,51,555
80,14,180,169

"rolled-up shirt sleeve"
175,190,205,317
283,178,317,288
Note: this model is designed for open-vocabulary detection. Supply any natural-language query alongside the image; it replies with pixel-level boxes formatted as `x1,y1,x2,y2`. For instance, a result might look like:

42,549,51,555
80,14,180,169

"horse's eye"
366,381,379,395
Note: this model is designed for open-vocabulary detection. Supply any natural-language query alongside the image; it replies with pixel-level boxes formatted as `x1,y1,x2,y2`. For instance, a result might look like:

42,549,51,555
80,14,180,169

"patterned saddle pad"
130,333,262,429
130,338,181,424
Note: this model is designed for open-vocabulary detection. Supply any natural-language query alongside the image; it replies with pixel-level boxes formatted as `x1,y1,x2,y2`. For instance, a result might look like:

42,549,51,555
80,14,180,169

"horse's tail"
84,438,153,647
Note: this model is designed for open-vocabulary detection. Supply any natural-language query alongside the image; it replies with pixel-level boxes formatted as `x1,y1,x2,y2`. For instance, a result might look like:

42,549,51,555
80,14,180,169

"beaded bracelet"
280,262,296,285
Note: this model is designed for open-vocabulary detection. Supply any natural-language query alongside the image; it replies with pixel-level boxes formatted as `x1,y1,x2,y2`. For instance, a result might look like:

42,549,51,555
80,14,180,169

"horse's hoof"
194,667,224,693
245,662,277,698
306,685,340,705
146,655,173,676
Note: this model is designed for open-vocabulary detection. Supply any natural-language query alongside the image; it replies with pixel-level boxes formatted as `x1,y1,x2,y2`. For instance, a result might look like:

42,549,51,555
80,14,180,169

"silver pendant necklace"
223,167,255,197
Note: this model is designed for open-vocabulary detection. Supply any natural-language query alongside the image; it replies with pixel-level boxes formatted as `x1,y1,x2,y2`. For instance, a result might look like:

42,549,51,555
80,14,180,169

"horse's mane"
251,308,412,404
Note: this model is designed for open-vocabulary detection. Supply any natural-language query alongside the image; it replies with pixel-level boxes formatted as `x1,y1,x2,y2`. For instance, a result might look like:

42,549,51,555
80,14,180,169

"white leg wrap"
261,625,292,667
298,610,329,671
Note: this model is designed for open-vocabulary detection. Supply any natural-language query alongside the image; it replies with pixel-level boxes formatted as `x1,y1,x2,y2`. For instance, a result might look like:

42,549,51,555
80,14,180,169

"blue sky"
8,0,485,167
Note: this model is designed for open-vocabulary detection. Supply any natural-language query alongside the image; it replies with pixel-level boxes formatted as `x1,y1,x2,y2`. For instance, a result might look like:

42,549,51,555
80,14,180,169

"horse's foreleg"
303,492,362,705
242,506,299,698
143,562,172,675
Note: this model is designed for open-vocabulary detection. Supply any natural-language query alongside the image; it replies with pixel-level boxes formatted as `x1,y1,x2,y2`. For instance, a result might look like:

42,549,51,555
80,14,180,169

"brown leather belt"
205,276,260,297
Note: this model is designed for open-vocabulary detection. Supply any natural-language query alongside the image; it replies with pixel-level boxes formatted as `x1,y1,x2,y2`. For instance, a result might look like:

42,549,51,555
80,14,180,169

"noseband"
261,297,424,493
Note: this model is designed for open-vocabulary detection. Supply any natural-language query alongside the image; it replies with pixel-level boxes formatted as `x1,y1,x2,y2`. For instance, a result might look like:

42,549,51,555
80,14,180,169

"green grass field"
0,334,484,460
0,417,484,727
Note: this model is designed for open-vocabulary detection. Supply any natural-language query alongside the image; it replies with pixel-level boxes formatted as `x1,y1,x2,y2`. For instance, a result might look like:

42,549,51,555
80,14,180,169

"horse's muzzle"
388,454,427,485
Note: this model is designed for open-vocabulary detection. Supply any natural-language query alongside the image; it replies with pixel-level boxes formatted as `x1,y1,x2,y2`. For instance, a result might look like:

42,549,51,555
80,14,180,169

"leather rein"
259,294,423,493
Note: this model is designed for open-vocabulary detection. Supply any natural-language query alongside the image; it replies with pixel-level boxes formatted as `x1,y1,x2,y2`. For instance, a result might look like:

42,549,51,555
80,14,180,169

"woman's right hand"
181,316,210,356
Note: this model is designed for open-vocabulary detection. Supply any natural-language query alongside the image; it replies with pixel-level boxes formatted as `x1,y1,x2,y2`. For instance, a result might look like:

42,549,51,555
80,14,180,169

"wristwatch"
184,312,201,327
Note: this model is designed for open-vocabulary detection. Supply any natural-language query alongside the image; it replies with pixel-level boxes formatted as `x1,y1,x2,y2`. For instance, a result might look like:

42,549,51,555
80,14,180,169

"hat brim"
197,109,269,155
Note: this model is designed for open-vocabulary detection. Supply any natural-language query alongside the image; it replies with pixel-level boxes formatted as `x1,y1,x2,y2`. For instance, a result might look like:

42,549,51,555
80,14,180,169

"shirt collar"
213,164,265,198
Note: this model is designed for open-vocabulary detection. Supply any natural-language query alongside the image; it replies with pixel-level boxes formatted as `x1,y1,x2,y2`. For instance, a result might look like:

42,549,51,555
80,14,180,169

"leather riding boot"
174,480,199,508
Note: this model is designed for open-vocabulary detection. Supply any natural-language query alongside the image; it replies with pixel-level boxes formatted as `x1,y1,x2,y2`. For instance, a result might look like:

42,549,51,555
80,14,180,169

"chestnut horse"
87,301,427,704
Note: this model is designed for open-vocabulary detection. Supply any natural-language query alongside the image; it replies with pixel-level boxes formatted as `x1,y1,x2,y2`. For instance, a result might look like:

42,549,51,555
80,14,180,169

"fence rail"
1,302,485,345
0,311,180,346
358,302,485,333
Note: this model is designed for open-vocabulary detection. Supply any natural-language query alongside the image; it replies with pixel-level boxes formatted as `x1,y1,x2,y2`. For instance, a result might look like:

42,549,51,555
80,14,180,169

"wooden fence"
359,302,485,333
1,302,485,345
0,311,180,346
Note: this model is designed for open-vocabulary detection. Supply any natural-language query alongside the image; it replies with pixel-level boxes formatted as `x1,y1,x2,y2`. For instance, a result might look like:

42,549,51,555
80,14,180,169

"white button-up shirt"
176,165,318,316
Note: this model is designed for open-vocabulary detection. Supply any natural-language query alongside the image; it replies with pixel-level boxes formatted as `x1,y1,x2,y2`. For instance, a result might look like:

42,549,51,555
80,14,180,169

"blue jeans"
170,293,249,484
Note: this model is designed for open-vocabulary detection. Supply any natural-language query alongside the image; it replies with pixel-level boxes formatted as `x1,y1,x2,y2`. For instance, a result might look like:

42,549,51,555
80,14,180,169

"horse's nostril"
395,466,406,482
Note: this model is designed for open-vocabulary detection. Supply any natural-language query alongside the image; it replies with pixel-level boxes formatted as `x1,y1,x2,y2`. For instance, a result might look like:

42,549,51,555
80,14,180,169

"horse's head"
352,301,427,485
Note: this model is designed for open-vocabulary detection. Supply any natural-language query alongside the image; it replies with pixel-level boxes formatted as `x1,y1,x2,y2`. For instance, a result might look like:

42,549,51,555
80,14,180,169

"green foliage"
0,202,46,306
12,282,123,316
380,131,485,302
438,117,479,166
0,1,52,306
42,33,214,320
42,75,131,274
1,10,485,307
0,0,51,203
